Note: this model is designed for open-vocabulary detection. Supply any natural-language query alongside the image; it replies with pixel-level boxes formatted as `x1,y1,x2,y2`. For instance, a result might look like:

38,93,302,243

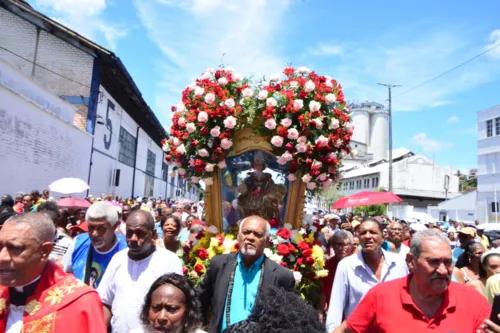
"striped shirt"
49,230,72,261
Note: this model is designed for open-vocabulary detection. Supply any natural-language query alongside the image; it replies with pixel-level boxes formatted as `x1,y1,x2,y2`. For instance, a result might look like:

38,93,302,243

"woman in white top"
132,273,206,333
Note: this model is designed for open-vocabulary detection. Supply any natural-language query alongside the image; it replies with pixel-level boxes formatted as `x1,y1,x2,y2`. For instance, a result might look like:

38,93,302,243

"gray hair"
410,229,450,259
86,202,119,227
6,213,55,243
330,230,354,247
239,216,271,238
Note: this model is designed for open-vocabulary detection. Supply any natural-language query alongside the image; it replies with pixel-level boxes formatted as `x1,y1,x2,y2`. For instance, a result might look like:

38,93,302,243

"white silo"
350,106,370,146
369,110,389,161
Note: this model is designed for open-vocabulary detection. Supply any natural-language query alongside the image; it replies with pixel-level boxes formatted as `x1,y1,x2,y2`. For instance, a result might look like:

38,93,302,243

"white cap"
410,223,427,232
481,248,500,265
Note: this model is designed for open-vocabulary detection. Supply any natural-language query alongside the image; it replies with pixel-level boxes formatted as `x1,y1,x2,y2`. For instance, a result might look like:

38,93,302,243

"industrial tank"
369,111,389,161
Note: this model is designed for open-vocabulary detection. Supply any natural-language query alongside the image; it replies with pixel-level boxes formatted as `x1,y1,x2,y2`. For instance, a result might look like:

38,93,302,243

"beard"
240,244,257,256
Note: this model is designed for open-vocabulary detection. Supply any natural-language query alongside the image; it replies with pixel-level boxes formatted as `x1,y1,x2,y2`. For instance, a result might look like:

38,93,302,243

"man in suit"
198,215,295,333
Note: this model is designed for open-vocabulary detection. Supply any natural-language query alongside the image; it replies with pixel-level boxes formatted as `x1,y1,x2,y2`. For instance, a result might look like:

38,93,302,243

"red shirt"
402,239,411,247
320,257,340,307
346,275,490,333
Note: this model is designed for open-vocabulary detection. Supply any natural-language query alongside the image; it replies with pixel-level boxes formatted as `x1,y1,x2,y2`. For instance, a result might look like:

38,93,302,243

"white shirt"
6,276,41,333
325,250,409,332
395,243,410,257
97,247,183,333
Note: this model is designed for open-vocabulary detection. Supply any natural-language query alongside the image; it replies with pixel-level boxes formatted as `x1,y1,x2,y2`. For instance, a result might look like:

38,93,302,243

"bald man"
387,221,410,257
0,213,106,332
198,216,295,333
97,210,183,333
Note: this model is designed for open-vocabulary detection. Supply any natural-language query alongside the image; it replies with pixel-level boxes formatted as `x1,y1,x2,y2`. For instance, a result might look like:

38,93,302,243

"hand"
319,311,324,323
481,315,500,333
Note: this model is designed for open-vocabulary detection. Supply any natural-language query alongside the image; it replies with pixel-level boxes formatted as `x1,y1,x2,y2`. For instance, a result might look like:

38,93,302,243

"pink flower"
302,174,312,183
242,88,253,98
295,143,308,153
271,136,284,147
223,116,237,129
178,117,186,126
218,77,228,85
290,81,299,88
328,152,337,159
191,176,200,183
304,80,315,92
201,72,211,80
277,156,287,165
204,93,216,104
173,138,181,146
288,174,296,182
325,75,333,87
198,111,209,123
203,178,213,186
318,173,328,182
266,97,278,107
307,182,317,190
334,139,343,148
210,126,221,137
293,99,304,111
205,164,215,172
177,168,186,176
224,98,235,108
265,118,277,130
186,123,196,133
298,66,309,74
314,118,324,129
194,86,204,96
176,103,186,112
281,151,293,162
325,93,336,103
198,149,209,157
176,144,186,155
281,118,292,128
233,74,243,81
221,138,233,150
297,136,307,144
258,90,268,100
287,128,299,140
218,160,227,169
309,101,321,112
270,75,280,82
329,118,339,129
315,135,329,147
345,122,354,134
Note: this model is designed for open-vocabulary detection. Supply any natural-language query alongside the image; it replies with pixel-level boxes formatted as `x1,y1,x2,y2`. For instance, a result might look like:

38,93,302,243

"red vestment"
0,261,107,333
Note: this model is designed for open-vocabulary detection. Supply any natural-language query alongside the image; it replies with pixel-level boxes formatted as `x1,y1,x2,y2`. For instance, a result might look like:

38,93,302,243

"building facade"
477,105,500,223
0,0,200,201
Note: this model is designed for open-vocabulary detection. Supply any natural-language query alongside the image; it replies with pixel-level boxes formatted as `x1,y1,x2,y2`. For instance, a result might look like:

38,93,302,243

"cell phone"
490,294,500,326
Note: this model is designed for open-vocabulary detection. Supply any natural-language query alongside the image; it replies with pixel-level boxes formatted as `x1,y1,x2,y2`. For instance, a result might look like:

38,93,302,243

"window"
487,119,493,137
118,127,136,167
363,179,370,188
372,177,379,188
349,181,354,189
496,117,500,136
343,182,348,191
162,162,168,182
492,202,499,213
356,180,362,189
146,150,156,176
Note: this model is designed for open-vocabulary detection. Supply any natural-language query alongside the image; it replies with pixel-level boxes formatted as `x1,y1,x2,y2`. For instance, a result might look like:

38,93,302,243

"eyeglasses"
332,243,351,248
389,228,403,231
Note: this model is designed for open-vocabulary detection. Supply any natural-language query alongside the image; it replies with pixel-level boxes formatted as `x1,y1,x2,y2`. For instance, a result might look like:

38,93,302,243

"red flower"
277,243,291,256
283,67,295,75
197,248,209,260
280,262,289,268
276,228,291,240
305,257,315,266
302,249,312,257
297,241,310,251
194,263,206,275
182,266,189,275
216,234,224,246
269,217,279,228
196,231,205,240
296,258,304,266
287,243,296,252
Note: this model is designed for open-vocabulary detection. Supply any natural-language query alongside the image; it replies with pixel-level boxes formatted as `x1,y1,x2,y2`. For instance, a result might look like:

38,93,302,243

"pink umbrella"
332,191,403,209
57,198,91,209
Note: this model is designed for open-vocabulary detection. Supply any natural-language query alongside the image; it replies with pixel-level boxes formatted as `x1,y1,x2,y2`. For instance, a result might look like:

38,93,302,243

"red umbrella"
57,198,91,209
332,191,403,209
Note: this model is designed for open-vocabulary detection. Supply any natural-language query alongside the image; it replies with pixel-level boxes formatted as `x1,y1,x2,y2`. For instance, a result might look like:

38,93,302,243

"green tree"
316,184,344,211
352,204,386,217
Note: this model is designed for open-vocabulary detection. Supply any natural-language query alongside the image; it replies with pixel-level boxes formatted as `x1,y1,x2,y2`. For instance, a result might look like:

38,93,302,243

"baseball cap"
458,227,476,237
70,221,88,233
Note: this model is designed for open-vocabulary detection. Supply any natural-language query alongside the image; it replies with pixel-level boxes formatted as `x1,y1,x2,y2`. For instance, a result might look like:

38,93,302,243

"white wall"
0,59,92,197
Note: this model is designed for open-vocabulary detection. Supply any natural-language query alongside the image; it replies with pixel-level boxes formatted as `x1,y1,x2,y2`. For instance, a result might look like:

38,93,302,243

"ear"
40,242,53,259
406,252,414,272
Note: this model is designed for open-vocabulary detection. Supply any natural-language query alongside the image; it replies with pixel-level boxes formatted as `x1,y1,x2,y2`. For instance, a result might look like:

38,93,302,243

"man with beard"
198,216,295,333
97,210,183,332
326,218,408,332
387,221,410,257
0,213,106,332
61,202,127,288
333,229,491,333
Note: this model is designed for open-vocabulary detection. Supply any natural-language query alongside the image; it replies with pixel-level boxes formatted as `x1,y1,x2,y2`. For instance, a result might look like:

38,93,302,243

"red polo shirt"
346,275,490,333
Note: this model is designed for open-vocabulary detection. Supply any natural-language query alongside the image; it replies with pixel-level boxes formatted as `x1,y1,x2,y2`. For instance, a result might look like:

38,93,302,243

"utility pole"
378,83,401,217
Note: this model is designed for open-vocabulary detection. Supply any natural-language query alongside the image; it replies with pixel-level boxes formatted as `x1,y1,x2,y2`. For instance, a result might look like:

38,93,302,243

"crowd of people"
2,189,500,332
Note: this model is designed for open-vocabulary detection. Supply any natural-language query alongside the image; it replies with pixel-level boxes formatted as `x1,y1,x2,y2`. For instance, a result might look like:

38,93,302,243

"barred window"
487,120,493,137
118,127,136,167
162,162,168,182
146,150,156,176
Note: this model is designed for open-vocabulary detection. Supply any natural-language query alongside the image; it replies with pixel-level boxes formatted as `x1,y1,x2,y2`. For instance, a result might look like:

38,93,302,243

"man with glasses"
387,221,410,257
62,202,127,288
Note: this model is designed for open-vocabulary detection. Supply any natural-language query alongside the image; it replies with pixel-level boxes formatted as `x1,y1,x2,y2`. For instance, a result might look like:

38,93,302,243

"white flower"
162,143,170,152
304,80,315,92
340,150,347,158
307,182,317,190
270,75,280,82
221,138,233,150
293,99,304,111
198,111,209,123
198,148,209,157
168,170,175,177
224,98,235,108
313,160,323,168
186,123,196,133
298,66,309,74
223,116,237,129
203,177,214,186
187,82,196,90
293,271,303,286
302,174,312,183
204,93,215,104
177,103,186,113
335,139,343,148
281,118,292,128
210,126,221,137
284,223,293,230
218,160,227,169
318,173,328,182
266,97,278,107
191,176,199,183
218,77,228,86
224,67,234,74
325,75,333,87
206,67,215,73
205,163,215,172
290,81,299,88
325,93,336,104
314,118,324,129
309,100,321,112
271,136,284,147
233,73,243,81
242,88,253,98
345,122,354,133
258,90,269,100
178,117,186,126
201,72,211,80
350,149,358,157
207,225,218,234
264,248,273,258
281,151,293,162
173,138,181,146
287,128,299,140
297,136,307,144
295,143,308,153
176,144,186,155
270,253,284,264
222,238,236,253
329,118,340,129
288,174,296,182
194,86,204,96
315,135,329,147
177,168,186,176
265,118,277,130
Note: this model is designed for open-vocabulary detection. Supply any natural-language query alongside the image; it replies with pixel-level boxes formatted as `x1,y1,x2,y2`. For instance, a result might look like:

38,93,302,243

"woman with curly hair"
221,286,324,333
133,273,206,333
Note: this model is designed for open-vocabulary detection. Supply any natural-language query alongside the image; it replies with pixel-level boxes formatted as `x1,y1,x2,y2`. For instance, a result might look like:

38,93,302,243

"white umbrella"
48,178,89,194
406,212,436,224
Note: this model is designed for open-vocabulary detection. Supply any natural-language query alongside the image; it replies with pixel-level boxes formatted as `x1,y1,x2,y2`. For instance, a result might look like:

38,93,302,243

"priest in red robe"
0,212,107,333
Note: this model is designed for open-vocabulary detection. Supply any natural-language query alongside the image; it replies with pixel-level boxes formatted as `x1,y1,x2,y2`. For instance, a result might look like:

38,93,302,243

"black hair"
456,242,487,278
222,287,324,333
160,214,181,233
360,217,383,234
31,190,40,197
140,273,202,333
38,200,60,217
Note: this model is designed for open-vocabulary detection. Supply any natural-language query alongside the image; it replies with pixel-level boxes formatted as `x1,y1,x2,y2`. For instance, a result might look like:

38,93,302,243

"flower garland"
162,67,253,185
255,66,353,191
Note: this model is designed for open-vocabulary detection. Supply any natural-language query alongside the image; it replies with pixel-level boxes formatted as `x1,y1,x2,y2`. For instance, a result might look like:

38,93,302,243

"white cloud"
32,0,127,50
308,44,343,56
446,115,460,123
412,132,453,153
486,29,500,59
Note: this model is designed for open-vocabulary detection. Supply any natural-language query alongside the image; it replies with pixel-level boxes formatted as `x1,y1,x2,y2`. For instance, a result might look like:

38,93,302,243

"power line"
394,41,500,98
0,45,92,89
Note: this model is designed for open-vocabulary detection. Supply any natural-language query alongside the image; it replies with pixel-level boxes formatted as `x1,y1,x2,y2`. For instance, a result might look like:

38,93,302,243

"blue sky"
31,0,500,172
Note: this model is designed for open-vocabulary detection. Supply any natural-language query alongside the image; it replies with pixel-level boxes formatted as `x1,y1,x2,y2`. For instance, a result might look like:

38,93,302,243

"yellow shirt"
485,273,500,304
480,234,490,250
